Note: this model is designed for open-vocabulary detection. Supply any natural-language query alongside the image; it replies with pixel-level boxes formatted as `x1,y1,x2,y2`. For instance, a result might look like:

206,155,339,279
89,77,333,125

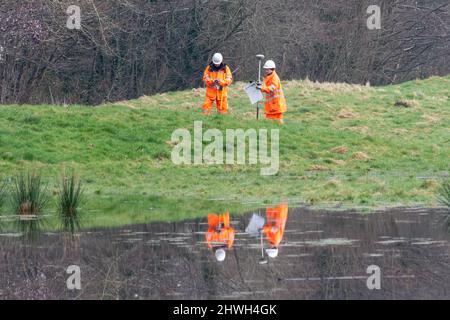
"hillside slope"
0,76,449,223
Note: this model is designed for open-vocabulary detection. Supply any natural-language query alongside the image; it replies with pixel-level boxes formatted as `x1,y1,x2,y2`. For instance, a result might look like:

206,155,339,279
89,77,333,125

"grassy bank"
0,76,449,226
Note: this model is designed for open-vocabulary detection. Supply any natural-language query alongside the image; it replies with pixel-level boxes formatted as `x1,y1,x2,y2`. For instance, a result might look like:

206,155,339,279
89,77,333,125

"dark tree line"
0,0,449,105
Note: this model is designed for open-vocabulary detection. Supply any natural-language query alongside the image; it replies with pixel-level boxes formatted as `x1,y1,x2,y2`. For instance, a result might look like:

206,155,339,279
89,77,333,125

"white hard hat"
215,249,226,262
263,60,276,69
266,248,279,258
212,53,223,65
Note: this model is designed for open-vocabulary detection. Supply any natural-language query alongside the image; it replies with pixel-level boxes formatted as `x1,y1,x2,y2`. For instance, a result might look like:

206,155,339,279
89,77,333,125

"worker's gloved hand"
256,82,262,90
214,80,223,89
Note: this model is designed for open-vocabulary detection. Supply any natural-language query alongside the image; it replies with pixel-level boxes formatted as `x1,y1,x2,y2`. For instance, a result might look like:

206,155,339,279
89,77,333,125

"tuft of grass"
437,180,450,212
437,180,450,230
0,179,5,210
330,146,349,154
337,108,358,119
352,152,371,161
395,99,420,108
11,172,48,217
58,171,83,233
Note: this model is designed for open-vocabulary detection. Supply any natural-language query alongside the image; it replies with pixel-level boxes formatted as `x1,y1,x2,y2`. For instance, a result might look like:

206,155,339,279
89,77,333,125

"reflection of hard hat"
212,53,223,65
266,248,279,258
215,249,226,262
263,60,276,69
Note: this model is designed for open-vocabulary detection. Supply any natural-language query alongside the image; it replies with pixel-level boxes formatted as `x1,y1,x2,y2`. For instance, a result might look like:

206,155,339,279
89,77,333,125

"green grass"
0,76,449,228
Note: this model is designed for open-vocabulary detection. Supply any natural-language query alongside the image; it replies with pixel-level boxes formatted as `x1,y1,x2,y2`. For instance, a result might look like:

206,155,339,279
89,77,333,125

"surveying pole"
256,54,265,120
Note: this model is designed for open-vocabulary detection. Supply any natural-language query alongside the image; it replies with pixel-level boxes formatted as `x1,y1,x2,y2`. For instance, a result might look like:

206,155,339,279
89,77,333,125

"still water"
0,205,449,300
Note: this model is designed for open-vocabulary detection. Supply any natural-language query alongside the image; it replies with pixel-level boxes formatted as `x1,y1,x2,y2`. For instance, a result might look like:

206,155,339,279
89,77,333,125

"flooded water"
0,206,449,300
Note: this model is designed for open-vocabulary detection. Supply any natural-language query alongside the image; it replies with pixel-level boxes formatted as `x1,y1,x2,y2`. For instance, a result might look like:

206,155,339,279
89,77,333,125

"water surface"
0,206,449,300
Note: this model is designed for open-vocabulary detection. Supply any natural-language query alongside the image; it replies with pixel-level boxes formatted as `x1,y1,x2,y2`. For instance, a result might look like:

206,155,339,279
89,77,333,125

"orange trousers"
266,112,284,123
202,95,228,114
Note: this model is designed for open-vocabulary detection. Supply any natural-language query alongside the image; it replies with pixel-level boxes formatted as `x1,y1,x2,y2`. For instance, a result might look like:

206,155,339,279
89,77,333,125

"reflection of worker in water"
205,212,235,262
262,204,288,259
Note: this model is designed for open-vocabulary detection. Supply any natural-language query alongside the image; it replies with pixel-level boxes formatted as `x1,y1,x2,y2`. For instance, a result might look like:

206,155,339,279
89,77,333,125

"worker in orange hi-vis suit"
262,203,289,259
205,212,235,262
202,53,233,115
256,60,287,124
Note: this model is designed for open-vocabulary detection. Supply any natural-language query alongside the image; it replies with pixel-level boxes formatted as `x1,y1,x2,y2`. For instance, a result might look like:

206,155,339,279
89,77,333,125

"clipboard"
244,82,264,105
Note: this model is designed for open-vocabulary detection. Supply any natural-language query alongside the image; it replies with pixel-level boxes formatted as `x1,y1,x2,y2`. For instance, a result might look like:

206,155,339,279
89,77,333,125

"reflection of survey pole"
245,213,267,264
259,229,268,265
256,54,265,120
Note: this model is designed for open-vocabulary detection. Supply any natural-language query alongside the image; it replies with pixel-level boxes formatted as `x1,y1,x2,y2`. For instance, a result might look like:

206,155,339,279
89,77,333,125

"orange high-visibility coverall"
260,71,287,122
206,212,235,249
262,204,288,247
202,63,233,114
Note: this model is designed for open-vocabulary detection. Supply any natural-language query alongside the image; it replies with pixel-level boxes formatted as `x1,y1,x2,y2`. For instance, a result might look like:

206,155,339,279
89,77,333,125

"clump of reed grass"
0,179,5,209
437,180,450,208
11,172,47,216
437,180,450,231
58,171,83,232
437,180,450,226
